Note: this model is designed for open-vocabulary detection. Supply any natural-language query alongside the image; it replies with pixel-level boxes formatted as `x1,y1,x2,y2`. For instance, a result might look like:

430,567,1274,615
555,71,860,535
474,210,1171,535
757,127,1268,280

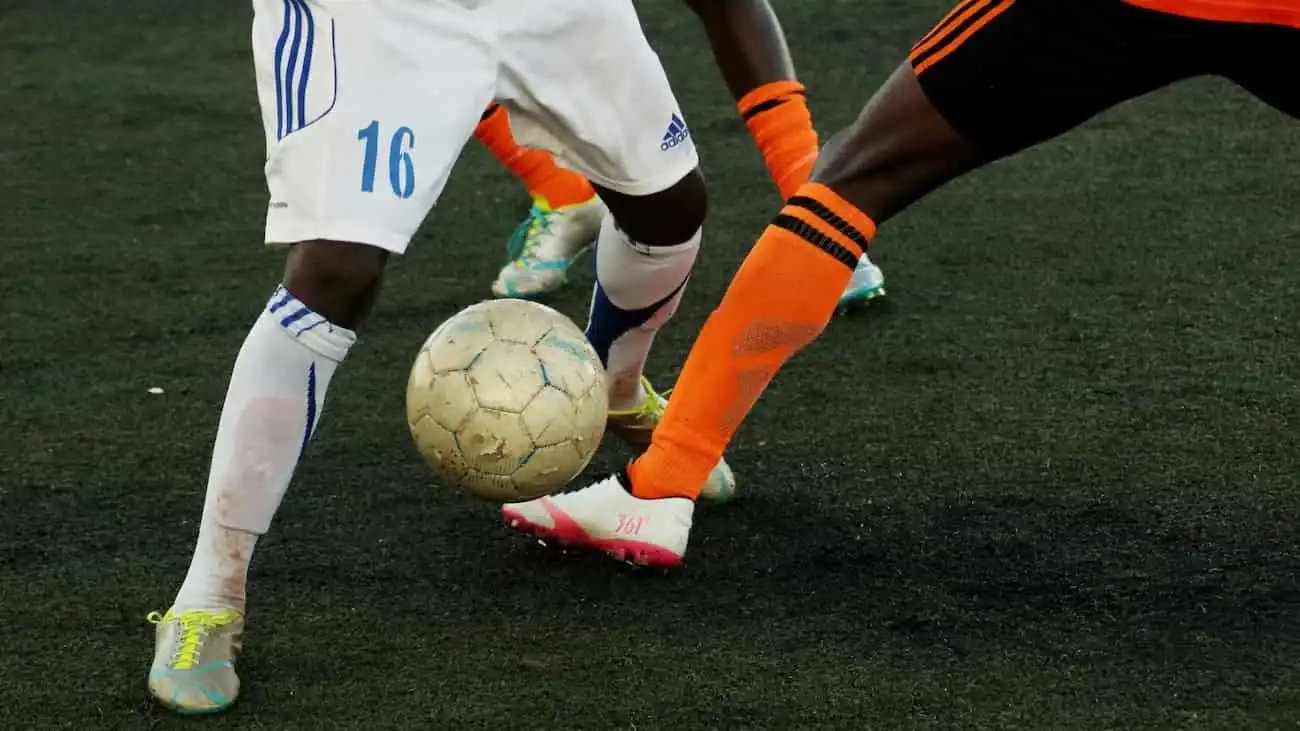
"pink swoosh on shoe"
503,500,683,567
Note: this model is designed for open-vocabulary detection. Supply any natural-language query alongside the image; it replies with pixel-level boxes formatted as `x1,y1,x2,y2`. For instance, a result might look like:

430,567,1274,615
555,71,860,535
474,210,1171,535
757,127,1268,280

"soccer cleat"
147,608,244,714
605,377,671,448
502,472,694,567
490,195,606,299
837,255,886,310
607,377,737,503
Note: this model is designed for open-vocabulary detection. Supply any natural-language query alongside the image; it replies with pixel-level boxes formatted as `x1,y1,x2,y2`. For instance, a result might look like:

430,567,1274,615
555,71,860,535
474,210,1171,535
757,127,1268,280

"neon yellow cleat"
146,608,244,714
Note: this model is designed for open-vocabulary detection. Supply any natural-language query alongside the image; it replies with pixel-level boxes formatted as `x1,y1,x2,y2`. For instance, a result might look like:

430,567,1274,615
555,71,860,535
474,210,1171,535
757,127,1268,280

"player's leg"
528,0,1200,566
494,0,737,561
684,0,885,308
495,0,712,425
685,0,816,199
147,0,495,714
477,102,606,299
475,102,595,208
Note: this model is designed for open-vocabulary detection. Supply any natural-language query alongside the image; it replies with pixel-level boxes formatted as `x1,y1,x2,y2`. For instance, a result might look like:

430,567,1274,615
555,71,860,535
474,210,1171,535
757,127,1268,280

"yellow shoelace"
146,609,239,670
607,377,670,418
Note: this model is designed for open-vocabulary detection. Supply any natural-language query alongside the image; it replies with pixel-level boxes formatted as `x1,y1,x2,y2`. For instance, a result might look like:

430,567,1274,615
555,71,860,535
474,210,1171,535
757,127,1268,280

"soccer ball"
405,298,607,503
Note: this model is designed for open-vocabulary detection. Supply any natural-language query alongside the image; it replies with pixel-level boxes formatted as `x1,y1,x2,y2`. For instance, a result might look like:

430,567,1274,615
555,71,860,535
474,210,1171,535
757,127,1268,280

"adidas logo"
660,113,689,151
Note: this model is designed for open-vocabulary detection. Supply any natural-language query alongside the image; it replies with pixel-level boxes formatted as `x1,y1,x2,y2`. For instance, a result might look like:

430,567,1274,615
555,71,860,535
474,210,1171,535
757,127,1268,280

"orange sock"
474,103,595,208
737,81,820,201
627,184,876,500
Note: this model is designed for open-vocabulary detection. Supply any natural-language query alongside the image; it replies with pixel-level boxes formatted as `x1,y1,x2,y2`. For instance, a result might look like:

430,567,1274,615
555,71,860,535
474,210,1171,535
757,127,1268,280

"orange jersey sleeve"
1123,0,1300,28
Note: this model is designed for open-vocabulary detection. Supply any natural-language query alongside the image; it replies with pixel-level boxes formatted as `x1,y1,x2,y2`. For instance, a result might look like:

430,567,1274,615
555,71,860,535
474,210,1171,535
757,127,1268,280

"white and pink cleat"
502,473,694,568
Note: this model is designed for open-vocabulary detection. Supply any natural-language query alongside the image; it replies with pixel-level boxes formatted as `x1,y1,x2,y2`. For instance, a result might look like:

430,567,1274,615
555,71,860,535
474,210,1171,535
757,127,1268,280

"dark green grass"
3,2,1300,729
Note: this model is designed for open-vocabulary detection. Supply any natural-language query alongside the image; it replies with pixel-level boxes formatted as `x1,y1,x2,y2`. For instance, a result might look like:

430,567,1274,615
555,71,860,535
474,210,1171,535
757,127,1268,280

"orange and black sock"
737,81,820,201
474,103,596,208
627,183,876,500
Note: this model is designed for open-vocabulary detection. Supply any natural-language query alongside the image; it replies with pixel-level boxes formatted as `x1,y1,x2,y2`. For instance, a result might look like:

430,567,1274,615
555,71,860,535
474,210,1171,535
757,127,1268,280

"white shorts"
253,0,700,253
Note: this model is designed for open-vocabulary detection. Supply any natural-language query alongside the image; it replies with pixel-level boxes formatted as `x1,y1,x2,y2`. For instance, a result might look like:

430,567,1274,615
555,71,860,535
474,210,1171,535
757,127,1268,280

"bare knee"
594,168,708,246
282,240,389,329
811,63,985,224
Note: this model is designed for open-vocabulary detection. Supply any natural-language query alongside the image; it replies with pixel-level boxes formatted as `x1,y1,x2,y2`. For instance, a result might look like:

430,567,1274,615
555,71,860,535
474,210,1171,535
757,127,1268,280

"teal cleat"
490,195,606,299
837,255,886,311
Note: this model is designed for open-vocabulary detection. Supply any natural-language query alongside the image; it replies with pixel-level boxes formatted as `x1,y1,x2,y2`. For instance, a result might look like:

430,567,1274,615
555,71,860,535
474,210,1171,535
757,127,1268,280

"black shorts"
911,0,1300,154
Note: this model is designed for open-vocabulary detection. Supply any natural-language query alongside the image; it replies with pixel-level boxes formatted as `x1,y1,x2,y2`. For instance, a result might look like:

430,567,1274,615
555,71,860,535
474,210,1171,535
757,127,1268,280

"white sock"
173,285,355,613
583,215,701,410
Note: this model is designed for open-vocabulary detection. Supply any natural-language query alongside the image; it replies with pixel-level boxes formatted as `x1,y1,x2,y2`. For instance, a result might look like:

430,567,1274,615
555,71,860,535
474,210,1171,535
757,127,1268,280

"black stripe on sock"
739,89,807,122
785,195,872,253
770,214,859,270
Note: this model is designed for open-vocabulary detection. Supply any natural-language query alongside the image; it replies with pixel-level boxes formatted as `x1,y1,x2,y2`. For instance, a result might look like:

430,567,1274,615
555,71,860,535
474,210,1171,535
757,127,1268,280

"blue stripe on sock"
300,362,317,457
268,286,293,313
280,306,312,328
584,278,689,367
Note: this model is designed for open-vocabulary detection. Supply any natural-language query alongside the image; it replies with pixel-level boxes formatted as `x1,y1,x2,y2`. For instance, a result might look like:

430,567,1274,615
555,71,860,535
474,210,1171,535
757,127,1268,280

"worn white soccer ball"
406,298,608,503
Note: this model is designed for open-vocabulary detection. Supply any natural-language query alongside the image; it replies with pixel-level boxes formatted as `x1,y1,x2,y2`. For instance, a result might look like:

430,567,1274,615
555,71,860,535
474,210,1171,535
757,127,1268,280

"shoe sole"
502,504,684,569
148,686,236,716
836,284,886,313
154,701,235,716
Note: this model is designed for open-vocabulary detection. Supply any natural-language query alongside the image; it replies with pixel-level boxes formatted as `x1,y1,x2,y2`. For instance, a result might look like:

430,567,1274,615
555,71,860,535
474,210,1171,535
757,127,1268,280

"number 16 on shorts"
357,121,416,199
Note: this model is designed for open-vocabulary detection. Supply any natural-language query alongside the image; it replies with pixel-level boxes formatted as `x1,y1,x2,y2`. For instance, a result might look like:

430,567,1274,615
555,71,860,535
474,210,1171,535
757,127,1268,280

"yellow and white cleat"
147,608,243,714
490,194,606,299
607,377,736,504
